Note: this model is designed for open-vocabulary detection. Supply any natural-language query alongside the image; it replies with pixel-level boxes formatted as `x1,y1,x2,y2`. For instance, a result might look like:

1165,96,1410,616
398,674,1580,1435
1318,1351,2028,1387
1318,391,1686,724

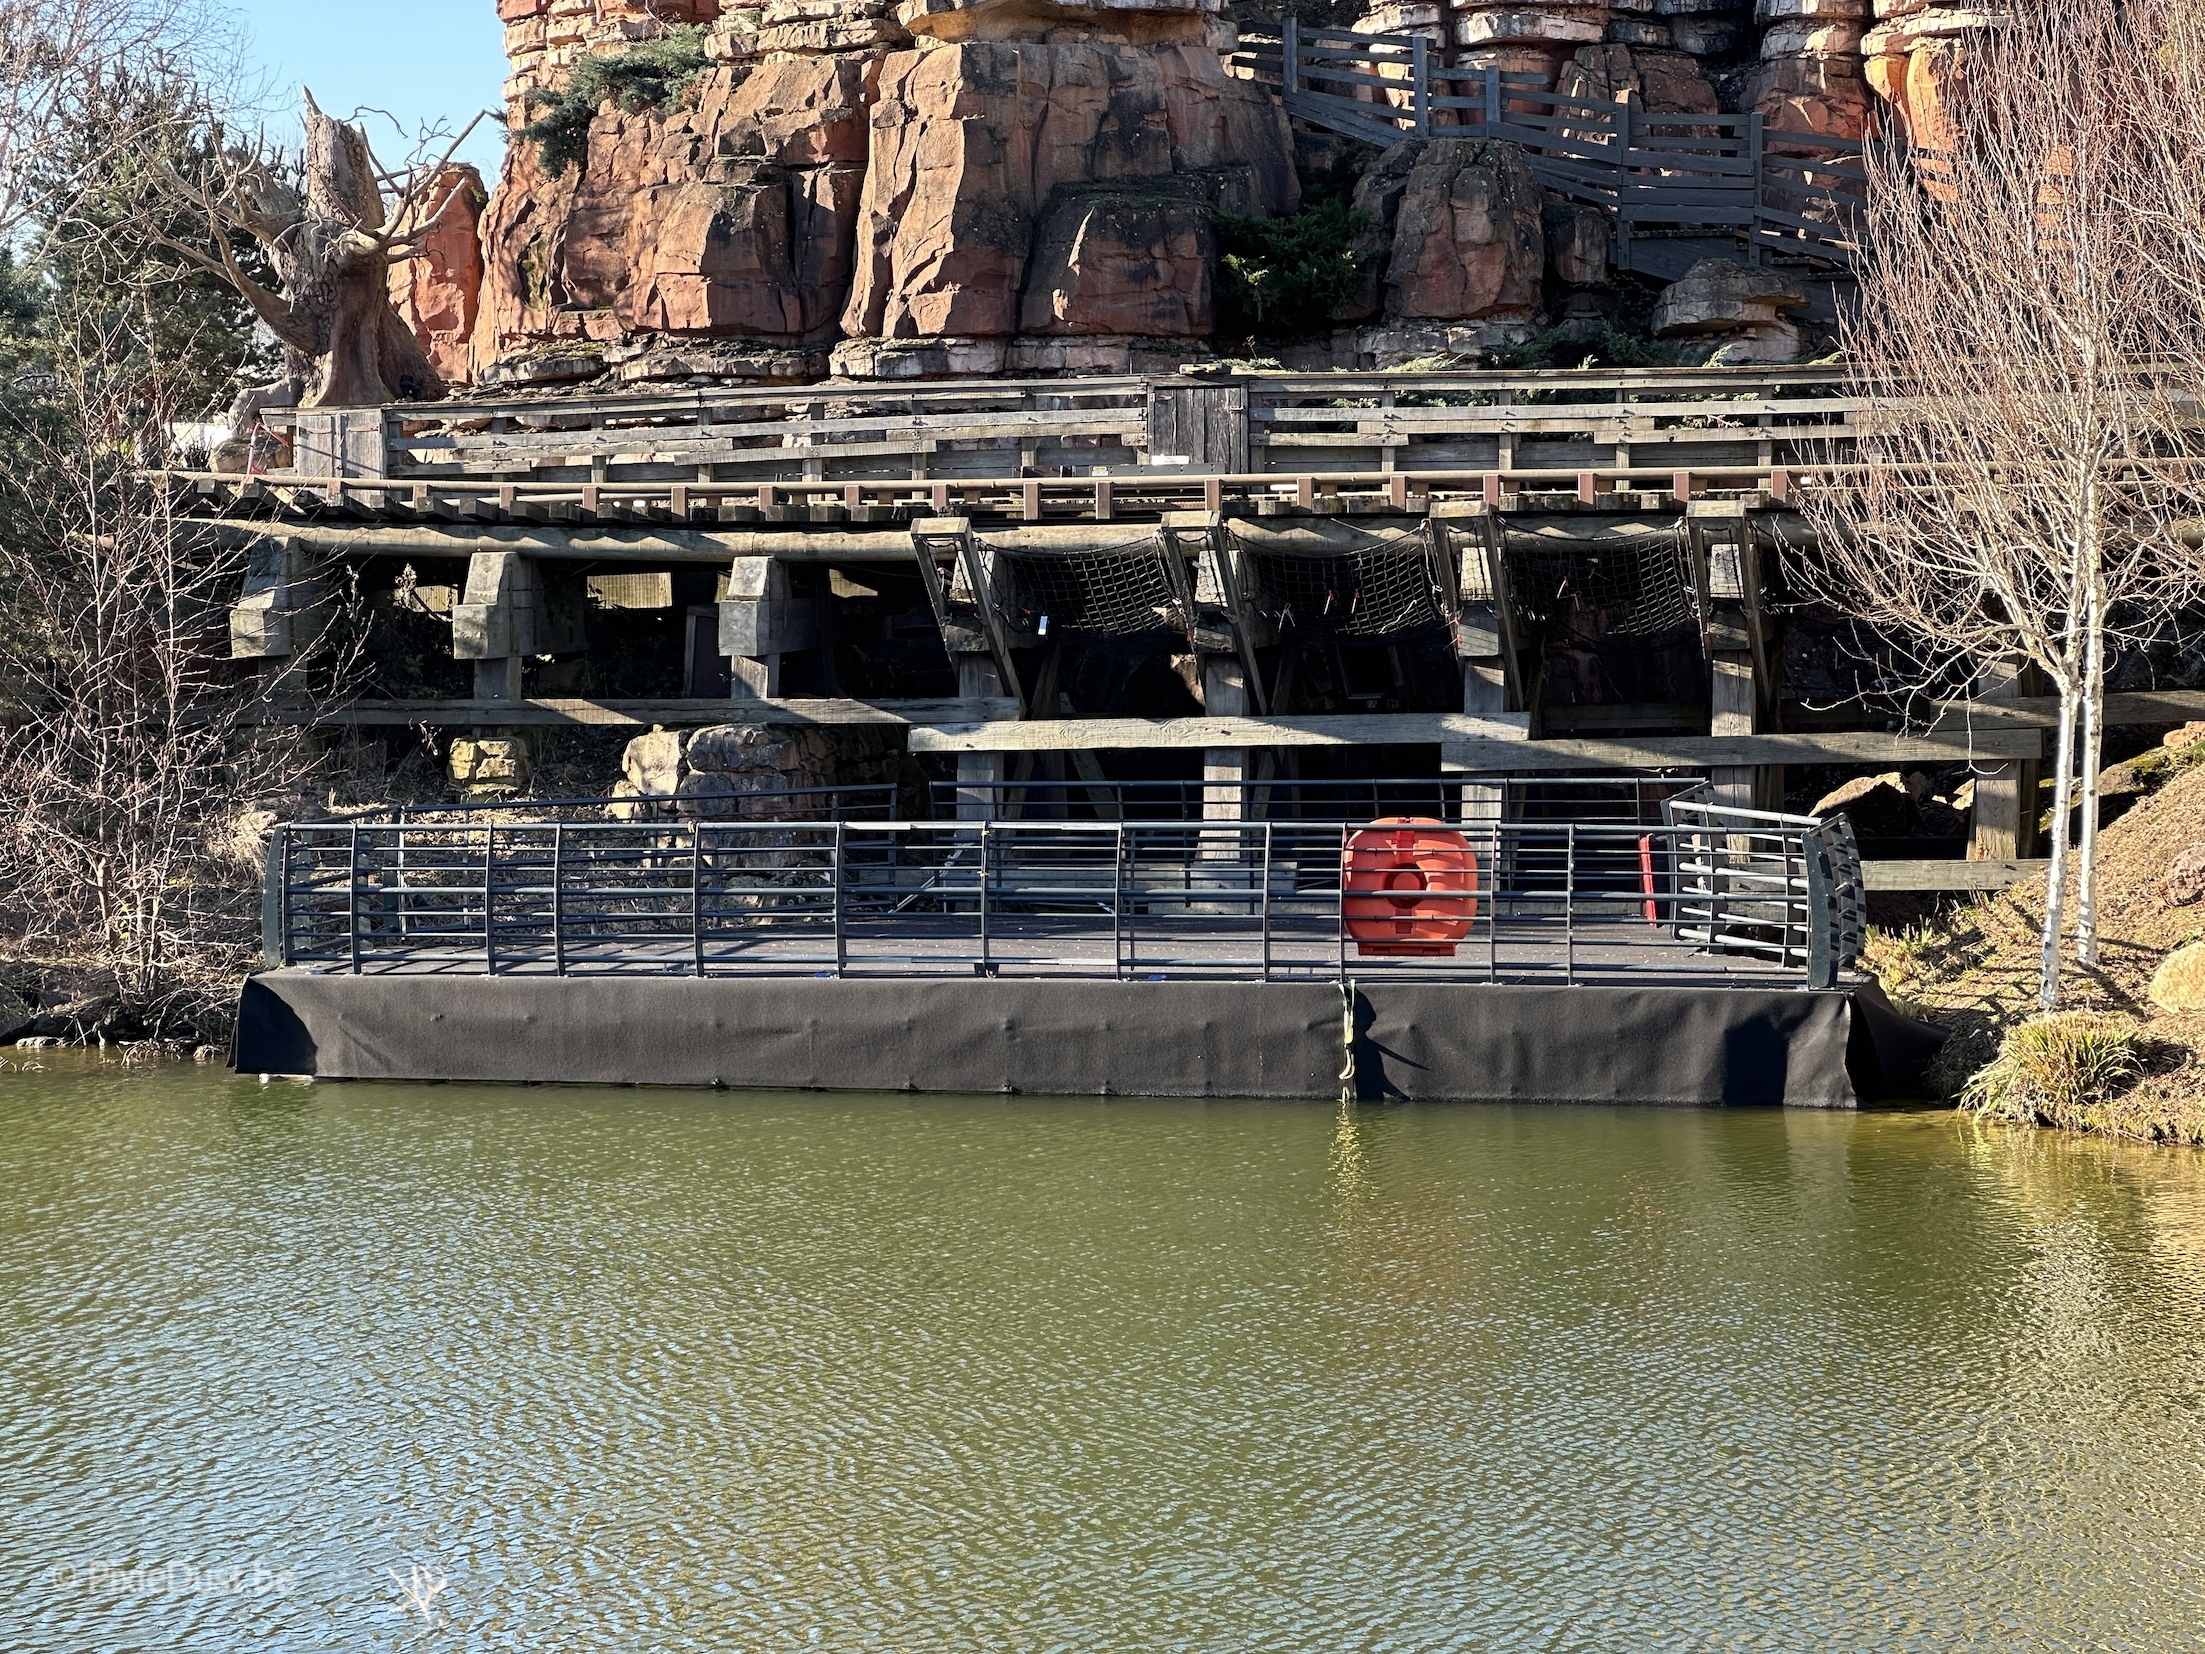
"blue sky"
225,1,512,175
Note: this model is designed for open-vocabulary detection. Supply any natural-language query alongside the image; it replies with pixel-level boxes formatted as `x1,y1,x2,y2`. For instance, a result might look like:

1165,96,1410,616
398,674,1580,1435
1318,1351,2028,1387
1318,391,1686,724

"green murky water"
4,1056,2205,1651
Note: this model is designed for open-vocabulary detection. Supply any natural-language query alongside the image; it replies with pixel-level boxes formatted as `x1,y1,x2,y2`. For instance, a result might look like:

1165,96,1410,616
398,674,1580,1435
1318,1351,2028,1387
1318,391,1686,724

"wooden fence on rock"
1229,21,1867,271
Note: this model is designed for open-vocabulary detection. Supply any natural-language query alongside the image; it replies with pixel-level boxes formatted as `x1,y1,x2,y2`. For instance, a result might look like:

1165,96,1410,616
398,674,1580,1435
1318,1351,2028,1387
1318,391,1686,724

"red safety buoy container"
1344,817,1480,957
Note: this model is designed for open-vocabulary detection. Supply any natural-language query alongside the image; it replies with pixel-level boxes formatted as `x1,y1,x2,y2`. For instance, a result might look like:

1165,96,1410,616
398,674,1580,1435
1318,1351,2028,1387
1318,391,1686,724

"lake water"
5,1056,2204,1651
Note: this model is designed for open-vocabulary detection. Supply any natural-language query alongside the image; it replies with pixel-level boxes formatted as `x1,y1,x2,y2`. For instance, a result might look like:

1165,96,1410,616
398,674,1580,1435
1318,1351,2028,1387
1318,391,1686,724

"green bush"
1213,150,1374,343
517,27,711,177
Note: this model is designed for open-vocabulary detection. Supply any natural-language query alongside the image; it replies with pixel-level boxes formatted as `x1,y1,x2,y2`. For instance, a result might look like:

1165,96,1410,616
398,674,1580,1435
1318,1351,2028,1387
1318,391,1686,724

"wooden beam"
910,712,1507,753
258,696,1022,728
1862,859,2045,893
1933,690,2205,730
1440,730,2041,773
910,717,2038,762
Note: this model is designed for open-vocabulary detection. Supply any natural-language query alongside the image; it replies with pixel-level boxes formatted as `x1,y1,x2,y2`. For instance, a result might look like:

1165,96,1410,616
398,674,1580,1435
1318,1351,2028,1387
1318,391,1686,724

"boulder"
1651,257,1809,363
674,771,744,819
1018,189,1216,336
1377,138,1545,324
1358,317,1538,366
1543,200,1610,287
622,728,688,795
2166,721,2205,753
2150,942,2205,1015
388,165,489,386
2162,845,2205,909
448,737,531,792
1810,770,1920,838
1747,50,1871,142
1556,41,1719,115
841,40,1294,344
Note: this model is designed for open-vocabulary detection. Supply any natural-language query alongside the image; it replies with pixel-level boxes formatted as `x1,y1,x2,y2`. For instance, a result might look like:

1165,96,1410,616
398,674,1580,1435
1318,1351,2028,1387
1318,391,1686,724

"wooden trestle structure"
188,366,2204,891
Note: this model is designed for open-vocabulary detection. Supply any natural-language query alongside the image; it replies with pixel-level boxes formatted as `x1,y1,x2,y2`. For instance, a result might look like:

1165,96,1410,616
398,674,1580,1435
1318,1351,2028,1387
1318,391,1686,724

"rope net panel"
959,534,1191,643
1235,525,1455,642
1507,536,1698,640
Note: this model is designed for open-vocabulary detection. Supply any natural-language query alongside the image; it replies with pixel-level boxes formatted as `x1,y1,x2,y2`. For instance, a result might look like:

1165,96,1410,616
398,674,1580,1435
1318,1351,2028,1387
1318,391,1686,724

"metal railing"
930,773,1708,824
265,794,1863,989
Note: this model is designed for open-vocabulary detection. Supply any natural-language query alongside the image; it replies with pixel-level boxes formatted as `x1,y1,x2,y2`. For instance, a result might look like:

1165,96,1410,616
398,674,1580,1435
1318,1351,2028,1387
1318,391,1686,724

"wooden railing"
1232,21,1866,269
257,366,1856,506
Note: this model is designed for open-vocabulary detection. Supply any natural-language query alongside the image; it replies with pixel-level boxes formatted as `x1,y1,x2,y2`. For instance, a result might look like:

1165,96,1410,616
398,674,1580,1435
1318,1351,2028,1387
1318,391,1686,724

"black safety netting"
1235,526,1456,642
957,534,1192,643
1507,536,1699,639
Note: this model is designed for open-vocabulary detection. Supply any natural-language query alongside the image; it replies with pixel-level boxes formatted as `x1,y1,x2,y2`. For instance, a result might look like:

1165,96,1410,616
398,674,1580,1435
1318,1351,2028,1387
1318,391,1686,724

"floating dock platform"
231,789,1944,1104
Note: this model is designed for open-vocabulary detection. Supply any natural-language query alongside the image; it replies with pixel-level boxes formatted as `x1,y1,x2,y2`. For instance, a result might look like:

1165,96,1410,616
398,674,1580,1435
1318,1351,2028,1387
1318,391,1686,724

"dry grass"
1869,741,2205,1140
1961,1012,2149,1128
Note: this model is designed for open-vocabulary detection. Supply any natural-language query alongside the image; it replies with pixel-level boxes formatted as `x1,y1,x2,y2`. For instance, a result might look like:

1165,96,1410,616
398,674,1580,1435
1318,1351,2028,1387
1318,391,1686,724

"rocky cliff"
460,0,1294,385
399,0,1984,388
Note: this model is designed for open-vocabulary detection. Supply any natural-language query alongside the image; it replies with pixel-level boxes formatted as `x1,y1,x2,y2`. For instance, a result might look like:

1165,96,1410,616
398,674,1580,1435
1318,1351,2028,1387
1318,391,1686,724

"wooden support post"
1690,511,1761,813
450,549,564,788
955,655,1006,820
1446,511,1519,823
229,536,319,670
1971,658,2043,860
720,555,820,701
1202,655,1251,825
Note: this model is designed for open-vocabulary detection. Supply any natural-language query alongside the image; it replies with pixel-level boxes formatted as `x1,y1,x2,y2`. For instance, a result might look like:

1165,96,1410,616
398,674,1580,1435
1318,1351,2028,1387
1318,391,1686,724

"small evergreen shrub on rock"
518,27,711,177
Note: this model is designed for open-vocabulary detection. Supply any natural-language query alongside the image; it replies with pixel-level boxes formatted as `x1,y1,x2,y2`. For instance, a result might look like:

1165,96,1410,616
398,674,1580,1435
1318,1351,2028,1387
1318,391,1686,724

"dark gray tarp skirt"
234,972,1907,1106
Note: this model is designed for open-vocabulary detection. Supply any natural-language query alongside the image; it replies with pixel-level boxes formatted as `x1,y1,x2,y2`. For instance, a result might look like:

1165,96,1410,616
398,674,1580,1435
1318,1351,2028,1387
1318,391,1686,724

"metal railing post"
267,825,291,969
1260,821,1274,982
481,826,495,974
348,824,362,974
692,821,705,978
1113,823,1127,980
553,821,567,977
1283,13,1299,107
1487,821,1499,981
1483,63,1500,131
1336,826,1349,985
979,821,991,971
1565,822,1576,986
833,821,847,977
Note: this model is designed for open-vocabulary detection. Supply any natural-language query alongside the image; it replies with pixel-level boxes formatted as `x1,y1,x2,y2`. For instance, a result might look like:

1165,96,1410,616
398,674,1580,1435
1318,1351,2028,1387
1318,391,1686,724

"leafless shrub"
1797,0,2204,1009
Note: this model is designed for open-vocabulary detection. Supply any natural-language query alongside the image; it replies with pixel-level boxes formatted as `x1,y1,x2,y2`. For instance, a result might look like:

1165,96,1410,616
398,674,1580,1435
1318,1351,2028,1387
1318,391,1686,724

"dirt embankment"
1866,735,2205,1141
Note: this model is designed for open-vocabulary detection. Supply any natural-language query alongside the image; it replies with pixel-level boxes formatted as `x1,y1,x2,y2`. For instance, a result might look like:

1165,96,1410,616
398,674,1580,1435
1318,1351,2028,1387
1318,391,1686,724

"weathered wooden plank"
1931,690,2205,729
261,696,1024,728
1439,730,2043,772
1862,859,2046,892
909,713,1533,753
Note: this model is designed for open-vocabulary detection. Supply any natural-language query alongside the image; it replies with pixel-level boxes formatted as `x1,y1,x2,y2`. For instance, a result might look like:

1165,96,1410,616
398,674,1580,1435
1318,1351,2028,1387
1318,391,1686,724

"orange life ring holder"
1343,817,1480,957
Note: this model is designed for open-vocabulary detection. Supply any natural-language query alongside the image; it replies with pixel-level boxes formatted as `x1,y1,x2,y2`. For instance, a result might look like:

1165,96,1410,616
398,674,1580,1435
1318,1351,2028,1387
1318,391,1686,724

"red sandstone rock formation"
389,166,489,384
473,52,876,375
1377,138,1544,322
1862,2,1988,148
838,40,1294,361
476,0,1283,380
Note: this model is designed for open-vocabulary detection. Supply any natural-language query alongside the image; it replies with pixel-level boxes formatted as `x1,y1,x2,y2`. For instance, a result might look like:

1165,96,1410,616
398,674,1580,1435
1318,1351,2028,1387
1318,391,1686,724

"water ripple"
1,1062,2202,1650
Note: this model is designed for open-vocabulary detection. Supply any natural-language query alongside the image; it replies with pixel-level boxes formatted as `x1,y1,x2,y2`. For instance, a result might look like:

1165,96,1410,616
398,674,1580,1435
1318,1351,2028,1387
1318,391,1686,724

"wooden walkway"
1231,22,1865,273
176,365,1856,524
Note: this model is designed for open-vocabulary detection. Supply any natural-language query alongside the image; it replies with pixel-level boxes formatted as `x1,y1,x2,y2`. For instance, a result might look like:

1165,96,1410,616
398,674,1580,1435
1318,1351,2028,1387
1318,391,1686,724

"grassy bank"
1866,735,2205,1142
